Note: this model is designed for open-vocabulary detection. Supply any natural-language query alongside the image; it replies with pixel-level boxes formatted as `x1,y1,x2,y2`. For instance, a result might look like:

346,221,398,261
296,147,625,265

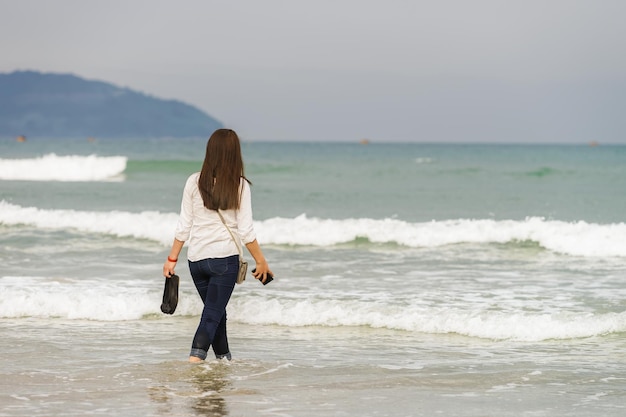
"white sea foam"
1,276,624,341
1,201,625,257
0,153,127,181
0,201,177,245
0,276,191,321
254,214,626,257
227,296,626,342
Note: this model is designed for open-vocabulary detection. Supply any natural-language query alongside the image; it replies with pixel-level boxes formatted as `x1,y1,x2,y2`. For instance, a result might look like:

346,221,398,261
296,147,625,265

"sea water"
0,137,625,416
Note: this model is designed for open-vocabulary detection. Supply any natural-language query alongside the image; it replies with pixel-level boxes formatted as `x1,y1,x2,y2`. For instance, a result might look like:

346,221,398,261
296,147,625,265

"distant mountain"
0,70,222,138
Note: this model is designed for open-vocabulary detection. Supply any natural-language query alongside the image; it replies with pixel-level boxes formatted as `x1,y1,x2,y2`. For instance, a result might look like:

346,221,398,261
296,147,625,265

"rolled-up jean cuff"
190,348,208,360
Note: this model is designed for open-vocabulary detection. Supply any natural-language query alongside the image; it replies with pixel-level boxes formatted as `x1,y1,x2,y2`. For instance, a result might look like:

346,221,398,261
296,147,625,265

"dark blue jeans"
188,254,238,360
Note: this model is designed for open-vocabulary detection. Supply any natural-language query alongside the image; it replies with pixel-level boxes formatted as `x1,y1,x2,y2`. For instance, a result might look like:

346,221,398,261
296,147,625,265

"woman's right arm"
245,239,273,283
238,180,273,283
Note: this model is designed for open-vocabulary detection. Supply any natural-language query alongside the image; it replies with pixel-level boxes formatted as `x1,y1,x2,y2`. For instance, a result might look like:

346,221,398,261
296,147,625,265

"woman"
163,128,273,363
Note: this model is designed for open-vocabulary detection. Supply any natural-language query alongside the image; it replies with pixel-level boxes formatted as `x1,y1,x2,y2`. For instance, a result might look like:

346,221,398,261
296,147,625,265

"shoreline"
1,319,624,416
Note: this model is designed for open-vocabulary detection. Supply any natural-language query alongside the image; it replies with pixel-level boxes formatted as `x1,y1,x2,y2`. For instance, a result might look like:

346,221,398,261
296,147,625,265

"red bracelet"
167,256,178,262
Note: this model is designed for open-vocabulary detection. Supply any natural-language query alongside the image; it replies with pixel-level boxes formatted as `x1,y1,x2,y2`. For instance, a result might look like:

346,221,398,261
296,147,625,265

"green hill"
0,70,222,138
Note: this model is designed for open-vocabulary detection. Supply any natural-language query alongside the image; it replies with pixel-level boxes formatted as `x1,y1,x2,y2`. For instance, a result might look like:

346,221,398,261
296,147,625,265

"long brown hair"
198,129,250,210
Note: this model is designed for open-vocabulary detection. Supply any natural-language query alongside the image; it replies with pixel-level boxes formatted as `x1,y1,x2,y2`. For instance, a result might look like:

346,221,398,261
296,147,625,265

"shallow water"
2,319,625,417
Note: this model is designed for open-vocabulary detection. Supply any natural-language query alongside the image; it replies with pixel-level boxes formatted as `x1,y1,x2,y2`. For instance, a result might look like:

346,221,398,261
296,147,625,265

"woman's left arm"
163,238,184,277
163,174,195,278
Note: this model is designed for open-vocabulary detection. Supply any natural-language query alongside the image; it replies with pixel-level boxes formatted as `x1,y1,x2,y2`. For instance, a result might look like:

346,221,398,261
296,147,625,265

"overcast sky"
1,0,625,142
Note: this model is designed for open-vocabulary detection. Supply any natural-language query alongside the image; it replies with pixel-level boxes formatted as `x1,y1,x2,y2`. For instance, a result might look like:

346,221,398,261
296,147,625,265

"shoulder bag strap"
216,210,244,258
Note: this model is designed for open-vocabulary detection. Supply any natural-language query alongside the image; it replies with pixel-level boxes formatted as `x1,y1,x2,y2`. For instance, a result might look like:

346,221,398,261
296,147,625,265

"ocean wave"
1,276,623,342
254,214,626,257
0,153,127,181
228,296,626,342
0,276,166,321
0,201,177,245
1,201,625,257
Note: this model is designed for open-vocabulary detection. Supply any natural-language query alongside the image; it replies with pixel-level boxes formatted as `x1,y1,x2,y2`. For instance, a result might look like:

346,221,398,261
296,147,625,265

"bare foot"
189,356,204,363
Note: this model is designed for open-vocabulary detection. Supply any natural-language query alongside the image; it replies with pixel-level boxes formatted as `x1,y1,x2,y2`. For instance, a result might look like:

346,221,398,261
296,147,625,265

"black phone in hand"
252,268,274,285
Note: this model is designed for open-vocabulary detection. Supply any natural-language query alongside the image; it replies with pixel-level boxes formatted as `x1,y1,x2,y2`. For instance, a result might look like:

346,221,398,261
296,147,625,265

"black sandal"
160,274,180,314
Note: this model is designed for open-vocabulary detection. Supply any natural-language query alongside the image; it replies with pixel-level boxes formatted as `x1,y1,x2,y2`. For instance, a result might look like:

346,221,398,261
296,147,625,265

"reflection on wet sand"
189,364,231,416
148,361,232,417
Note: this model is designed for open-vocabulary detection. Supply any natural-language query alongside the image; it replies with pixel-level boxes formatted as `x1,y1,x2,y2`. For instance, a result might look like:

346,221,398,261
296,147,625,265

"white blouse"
174,172,256,262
